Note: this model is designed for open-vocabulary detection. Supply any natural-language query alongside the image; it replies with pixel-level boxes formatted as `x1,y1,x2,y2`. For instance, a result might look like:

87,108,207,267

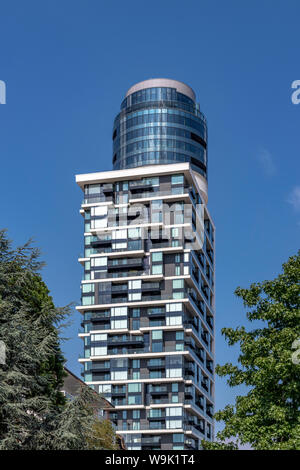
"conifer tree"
0,230,115,450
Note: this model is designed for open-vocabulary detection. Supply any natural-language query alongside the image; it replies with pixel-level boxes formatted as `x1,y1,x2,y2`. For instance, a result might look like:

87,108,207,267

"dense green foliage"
0,230,117,449
203,251,300,450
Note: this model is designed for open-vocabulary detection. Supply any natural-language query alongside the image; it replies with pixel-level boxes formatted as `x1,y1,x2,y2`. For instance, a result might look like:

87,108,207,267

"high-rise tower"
76,79,215,450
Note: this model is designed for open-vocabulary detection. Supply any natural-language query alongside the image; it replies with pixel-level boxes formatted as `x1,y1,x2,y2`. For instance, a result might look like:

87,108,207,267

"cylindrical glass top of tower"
112,78,208,178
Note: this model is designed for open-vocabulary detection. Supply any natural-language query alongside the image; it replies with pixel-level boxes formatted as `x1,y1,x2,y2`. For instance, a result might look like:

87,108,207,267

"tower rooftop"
125,78,196,102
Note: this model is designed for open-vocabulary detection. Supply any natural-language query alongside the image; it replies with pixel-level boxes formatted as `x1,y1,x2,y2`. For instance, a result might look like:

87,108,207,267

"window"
92,257,107,267
175,266,180,276
152,252,163,262
152,264,163,275
183,265,189,275
152,330,163,340
171,174,184,185
173,434,184,443
166,303,182,312
166,420,182,429
128,383,141,393
91,346,107,356
99,384,111,394
128,228,140,238
91,333,107,342
166,368,182,378
91,206,108,217
111,371,127,380
172,279,184,289
111,319,127,329
132,359,140,368
152,199,163,210
166,316,182,326
82,283,94,293
91,218,108,229
129,280,141,290
129,293,141,301
150,371,162,378
133,410,140,419
132,422,140,430
128,395,142,405
82,296,94,305
149,409,162,417
176,331,184,340
166,407,182,417
88,184,100,194
111,306,127,316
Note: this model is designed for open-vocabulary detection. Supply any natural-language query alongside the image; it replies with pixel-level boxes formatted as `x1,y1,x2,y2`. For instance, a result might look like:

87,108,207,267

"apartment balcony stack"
75,79,215,450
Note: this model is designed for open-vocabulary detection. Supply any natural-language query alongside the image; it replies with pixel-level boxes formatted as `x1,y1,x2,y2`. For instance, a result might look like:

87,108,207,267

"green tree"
0,230,105,449
203,251,300,450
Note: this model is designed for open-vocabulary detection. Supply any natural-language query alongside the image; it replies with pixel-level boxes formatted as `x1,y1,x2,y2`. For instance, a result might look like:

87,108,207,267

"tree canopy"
0,230,117,450
203,251,300,450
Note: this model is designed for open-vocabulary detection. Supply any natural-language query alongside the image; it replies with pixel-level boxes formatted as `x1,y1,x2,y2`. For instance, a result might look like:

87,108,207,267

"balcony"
107,336,144,346
129,179,154,190
108,258,144,269
141,436,161,446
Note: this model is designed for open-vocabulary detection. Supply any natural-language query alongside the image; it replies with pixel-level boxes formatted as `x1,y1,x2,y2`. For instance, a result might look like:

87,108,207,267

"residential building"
76,79,215,450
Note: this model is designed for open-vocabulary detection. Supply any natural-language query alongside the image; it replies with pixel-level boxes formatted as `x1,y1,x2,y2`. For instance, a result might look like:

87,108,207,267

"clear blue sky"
0,1,299,430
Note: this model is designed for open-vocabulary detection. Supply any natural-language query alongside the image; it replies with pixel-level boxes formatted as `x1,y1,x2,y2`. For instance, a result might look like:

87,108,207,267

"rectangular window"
128,293,141,301
111,319,127,329
82,283,94,293
128,228,141,239
152,264,163,275
166,420,182,429
92,257,107,267
171,174,184,185
91,206,108,217
91,334,107,342
88,184,100,194
111,306,128,316
166,316,182,326
91,346,107,356
111,371,128,380
166,407,182,416
82,296,94,305
128,395,142,405
151,252,163,262
172,279,184,289
129,280,141,290
152,330,163,340
128,383,141,393
166,368,182,378
166,303,182,312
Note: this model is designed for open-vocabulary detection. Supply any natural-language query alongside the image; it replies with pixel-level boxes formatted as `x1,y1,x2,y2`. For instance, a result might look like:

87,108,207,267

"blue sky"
0,1,299,430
